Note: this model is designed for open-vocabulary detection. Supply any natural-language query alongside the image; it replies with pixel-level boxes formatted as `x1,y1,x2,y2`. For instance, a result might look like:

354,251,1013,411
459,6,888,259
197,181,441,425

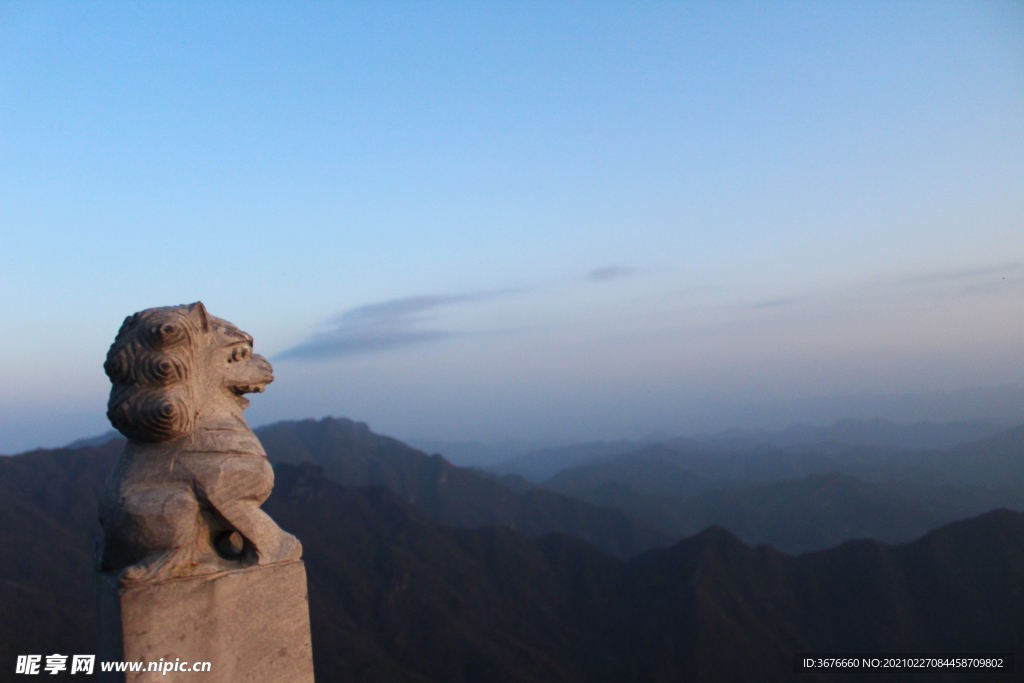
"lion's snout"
227,354,273,396
252,354,274,386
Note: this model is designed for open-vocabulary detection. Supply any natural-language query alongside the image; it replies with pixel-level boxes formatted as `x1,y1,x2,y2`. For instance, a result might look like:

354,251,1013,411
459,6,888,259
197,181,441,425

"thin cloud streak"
278,290,517,360
735,261,1022,317
886,262,1023,287
331,294,488,324
277,259,1021,362
589,266,635,282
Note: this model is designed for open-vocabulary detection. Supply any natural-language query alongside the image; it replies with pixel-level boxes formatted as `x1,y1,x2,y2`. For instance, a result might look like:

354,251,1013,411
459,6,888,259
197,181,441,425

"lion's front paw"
258,531,303,565
120,550,188,582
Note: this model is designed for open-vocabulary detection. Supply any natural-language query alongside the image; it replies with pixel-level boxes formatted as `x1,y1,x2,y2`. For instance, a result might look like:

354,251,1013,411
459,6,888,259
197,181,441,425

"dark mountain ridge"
289,485,1024,682
0,440,121,670
254,417,670,559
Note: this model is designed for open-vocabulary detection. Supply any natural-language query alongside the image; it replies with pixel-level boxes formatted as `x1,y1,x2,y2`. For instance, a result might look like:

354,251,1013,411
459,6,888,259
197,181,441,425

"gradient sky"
1,1,1022,453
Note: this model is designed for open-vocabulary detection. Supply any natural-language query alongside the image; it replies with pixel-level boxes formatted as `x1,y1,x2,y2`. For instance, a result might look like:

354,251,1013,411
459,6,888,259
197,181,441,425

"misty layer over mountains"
413,416,1010,481
400,384,1024,470
262,416,1024,555
41,416,1024,555
256,417,1024,555
492,423,1024,554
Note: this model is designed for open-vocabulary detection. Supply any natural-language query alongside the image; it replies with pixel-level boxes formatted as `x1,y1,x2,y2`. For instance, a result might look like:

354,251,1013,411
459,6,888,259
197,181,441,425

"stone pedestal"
96,561,314,682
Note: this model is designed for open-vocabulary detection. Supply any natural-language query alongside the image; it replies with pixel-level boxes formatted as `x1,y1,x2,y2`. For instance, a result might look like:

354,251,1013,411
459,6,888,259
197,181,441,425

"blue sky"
1,1,1022,452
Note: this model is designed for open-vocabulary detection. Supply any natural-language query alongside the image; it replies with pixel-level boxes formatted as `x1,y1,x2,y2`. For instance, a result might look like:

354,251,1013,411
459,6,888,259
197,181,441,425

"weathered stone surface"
98,302,301,582
95,303,314,682
97,560,314,682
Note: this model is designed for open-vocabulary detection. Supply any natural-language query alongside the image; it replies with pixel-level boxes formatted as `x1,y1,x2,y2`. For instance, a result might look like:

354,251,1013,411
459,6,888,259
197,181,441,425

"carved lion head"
104,302,274,442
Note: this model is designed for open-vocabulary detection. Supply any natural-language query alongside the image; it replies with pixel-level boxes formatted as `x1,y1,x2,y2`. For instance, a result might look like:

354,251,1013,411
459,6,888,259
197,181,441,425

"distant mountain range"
484,417,1009,482
55,416,1009,472
537,424,1024,493
539,426,1024,553
1,437,1021,682
700,417,1007,451
37,418,1024,556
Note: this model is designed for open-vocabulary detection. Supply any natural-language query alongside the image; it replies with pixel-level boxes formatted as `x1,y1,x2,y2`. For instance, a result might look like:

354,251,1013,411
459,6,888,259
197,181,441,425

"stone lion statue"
98,302,301,581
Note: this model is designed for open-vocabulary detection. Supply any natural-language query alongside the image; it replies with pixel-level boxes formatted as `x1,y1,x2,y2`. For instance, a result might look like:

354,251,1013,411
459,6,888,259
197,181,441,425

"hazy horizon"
5,383,1024,457
2,2,1022,454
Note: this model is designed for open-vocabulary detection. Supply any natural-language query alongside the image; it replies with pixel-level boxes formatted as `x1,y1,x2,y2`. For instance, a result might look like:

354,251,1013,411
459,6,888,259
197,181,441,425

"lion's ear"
188,302,210,332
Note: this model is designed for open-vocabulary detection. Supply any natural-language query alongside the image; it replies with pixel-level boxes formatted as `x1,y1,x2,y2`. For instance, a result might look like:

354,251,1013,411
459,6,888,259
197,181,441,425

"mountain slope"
934,424,1024,488
273,468,1024,682
612,509,1023,682
265,464,614,683
0,441,121,669
255,417,670,559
